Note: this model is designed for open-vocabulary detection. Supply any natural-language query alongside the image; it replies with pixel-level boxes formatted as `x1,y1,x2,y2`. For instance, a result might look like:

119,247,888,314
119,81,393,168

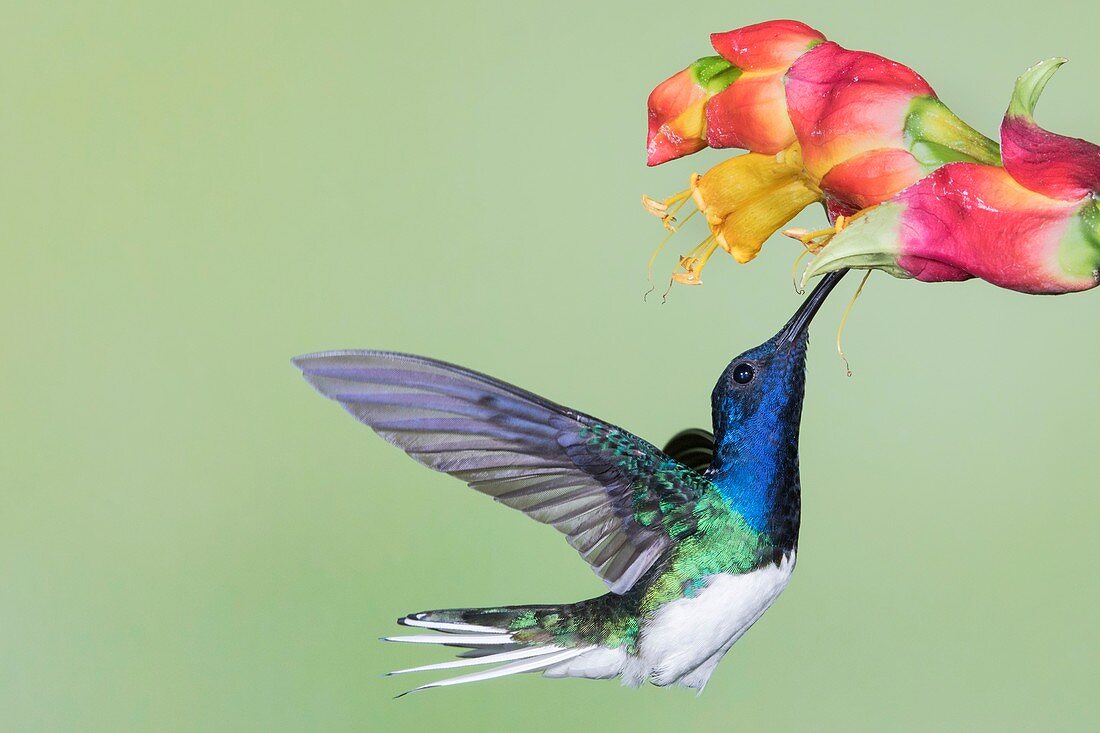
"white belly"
628,551,796,689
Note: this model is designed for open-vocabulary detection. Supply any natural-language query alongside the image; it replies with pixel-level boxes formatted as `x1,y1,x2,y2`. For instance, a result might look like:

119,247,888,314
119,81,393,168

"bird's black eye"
732,363,754,385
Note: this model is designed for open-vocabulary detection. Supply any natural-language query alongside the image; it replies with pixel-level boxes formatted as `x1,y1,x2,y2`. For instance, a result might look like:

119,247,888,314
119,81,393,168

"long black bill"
777,268,849,348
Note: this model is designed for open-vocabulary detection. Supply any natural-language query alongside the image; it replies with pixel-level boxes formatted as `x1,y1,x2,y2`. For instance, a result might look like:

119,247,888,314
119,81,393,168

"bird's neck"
708,396,803,549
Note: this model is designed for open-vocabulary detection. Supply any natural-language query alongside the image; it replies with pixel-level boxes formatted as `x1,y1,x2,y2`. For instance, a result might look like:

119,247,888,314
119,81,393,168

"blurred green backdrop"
3,2,1098,730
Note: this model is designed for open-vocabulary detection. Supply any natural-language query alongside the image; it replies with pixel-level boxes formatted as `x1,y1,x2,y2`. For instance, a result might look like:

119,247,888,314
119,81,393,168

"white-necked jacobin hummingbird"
294,270,847,694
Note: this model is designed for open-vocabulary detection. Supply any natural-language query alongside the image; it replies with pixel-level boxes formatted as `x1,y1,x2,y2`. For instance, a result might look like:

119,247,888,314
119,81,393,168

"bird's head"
713,270,845,425
710,270,846,491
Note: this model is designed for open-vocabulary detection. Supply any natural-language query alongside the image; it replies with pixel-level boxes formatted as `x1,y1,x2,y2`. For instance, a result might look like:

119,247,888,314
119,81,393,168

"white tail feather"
383,633,518,646
398,647,591,695
388,645,568,676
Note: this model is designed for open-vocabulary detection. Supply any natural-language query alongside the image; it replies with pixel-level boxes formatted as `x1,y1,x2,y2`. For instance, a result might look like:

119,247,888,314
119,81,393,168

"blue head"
708,271,847,546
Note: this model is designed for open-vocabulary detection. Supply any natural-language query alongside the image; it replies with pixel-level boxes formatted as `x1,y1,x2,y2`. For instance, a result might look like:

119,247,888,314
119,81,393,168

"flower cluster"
803,59,1100,294
645,20,1099,295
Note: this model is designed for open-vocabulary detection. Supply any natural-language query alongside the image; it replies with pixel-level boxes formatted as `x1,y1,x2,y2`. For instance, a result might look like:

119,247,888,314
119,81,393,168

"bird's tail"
385,604,602,695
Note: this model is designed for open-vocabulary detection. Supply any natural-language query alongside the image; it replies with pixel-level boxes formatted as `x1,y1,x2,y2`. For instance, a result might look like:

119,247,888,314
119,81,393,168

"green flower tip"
905,96,1002,168
1008,57,1069,119
690,55,742,94
1058,199,1100,280
799,204,911,288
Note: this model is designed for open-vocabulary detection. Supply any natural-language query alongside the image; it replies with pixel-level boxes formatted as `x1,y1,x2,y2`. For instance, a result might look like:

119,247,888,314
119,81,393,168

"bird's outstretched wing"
294,351,725,594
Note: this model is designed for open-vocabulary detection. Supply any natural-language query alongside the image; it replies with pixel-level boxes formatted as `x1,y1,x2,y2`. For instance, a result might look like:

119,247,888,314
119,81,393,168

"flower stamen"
671,234,719,285
646,208,698,287
642,190,693,231
790,248,811,294
836,270,872,377
783,211,866,252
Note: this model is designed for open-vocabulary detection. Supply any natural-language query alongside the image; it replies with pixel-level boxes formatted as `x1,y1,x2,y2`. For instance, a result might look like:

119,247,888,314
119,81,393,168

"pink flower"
803,59,1100,295
643,20,999,284
647,57,741,167
784,42,998,217
704,20,826,154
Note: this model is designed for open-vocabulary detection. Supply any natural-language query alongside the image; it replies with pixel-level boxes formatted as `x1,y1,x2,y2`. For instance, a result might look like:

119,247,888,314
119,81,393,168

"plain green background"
3,1,1098,730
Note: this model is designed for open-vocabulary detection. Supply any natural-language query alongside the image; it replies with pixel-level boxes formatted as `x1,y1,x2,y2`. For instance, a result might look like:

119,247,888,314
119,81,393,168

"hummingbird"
294,270,847,694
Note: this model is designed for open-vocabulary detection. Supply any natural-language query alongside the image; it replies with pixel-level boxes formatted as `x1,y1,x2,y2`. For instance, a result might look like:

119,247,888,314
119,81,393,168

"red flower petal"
785,42,934,181
705,73,795,154
647,67,710,166
819,148,924,212
1000,59,1100,200
710,19,825,70
1002,119,1100,200
895,163,1088,292
698,20,824,155
806,163,1100,294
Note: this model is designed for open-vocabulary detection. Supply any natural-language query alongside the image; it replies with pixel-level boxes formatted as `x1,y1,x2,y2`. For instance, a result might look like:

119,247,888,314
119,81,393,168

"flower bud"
647,57,740,166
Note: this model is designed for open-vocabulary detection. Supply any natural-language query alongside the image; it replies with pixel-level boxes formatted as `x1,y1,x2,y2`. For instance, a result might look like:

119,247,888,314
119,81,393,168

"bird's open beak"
777,269,849,348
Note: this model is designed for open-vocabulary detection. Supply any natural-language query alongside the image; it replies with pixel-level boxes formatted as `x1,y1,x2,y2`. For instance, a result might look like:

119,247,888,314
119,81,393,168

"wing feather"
295,351,724,594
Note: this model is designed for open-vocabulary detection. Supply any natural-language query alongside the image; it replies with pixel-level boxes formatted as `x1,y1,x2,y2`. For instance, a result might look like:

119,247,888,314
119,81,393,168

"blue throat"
706,350,806,545
709,408,800,534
